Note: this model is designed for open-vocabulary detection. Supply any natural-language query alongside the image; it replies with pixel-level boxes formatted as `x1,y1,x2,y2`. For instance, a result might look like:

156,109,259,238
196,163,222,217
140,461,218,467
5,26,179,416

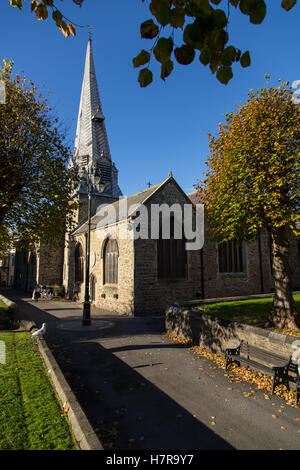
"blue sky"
1,1,299,196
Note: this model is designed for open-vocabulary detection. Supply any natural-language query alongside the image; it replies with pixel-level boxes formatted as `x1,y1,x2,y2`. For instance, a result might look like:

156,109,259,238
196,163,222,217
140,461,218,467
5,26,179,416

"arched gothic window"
75,243,84,283
103,238,118,285
157,215,186,279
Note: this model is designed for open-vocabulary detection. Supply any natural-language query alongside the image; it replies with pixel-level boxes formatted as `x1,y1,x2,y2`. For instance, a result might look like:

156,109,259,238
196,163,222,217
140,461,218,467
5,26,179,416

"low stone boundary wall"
0,294,19,330
165,307,299,361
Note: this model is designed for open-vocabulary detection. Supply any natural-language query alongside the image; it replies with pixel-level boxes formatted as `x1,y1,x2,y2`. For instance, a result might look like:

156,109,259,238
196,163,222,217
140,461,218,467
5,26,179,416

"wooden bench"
225,340,299,403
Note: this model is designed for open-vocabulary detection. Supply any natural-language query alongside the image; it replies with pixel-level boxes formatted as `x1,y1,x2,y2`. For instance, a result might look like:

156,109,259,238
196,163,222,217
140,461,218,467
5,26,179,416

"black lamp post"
82,156,102,326
82,158,92,326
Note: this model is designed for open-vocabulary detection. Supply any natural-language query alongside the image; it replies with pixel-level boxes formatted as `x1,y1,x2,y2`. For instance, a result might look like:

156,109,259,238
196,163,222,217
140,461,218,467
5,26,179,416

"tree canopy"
197,82,300,329
0,60,78,254
8,0,298,86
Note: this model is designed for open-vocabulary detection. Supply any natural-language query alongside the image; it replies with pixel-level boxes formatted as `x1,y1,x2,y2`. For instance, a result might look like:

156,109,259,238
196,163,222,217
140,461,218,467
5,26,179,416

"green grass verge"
0,301,8,309
197,294,300,336
0,331,77,450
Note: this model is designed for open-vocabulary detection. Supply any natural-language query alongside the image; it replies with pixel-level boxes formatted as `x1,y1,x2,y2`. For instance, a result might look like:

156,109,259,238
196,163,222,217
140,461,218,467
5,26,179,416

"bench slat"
239,344,288,366
234,356,273,375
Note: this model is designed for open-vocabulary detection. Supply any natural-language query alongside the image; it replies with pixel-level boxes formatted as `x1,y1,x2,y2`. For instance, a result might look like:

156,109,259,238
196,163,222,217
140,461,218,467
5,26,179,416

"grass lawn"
0,301,8,309
0,331,77,450
197,294,300,336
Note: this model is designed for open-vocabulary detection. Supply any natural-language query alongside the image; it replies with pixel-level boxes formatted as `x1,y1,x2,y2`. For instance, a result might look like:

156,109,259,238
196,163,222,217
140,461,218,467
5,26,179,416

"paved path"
5,290,300,450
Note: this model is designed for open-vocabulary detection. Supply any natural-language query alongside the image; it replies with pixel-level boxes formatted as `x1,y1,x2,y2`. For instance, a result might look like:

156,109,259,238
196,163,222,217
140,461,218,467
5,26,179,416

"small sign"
0,80,5,104
0,341,5,365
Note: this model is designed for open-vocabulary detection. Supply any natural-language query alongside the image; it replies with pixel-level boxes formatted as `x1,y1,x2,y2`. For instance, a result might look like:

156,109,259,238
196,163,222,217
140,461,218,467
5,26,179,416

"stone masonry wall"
37,241,64,287
72,220,135,315
202,228,275,300
134,179,202,315
165,308,299,361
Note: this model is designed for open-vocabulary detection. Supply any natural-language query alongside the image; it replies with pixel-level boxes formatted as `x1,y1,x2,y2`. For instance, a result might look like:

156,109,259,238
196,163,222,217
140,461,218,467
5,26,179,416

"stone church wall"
71,220,135,315
133,179,202,315
202,228,299,299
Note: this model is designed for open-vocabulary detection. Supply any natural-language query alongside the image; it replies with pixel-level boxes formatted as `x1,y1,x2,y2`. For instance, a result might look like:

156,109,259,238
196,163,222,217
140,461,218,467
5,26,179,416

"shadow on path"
52,339,233,450
6,290,233,450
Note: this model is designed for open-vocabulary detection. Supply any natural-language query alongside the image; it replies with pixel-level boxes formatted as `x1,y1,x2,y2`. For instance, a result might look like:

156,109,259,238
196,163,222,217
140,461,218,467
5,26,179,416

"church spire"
71,39,122,198
73,38,111,164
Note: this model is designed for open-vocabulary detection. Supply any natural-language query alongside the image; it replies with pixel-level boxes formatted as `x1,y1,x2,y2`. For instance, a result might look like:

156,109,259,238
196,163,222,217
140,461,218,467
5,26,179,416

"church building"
13,39,300,315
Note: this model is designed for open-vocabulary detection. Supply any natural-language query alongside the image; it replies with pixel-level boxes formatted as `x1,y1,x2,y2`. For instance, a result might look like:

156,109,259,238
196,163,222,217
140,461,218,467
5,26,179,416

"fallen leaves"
166,333,300,408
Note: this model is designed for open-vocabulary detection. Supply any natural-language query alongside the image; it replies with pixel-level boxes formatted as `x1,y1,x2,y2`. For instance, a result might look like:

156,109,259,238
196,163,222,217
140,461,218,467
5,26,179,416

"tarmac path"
5,290,300,450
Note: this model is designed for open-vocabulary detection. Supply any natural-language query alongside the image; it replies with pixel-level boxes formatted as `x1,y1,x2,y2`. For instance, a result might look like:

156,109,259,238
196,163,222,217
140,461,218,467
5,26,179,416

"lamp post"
82,156,102,326
82,158,92,326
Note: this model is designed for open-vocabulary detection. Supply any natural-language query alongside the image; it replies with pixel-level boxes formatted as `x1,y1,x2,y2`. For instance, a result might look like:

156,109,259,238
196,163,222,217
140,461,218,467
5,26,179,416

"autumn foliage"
198,83,300,329
7,0,297,87
0,60,78,253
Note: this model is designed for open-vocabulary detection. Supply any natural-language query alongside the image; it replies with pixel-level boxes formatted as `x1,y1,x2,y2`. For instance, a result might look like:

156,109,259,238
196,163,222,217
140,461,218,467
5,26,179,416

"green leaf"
170,7,185,29
174,45,195,65
221,46,237,66
240,51,251,67
183,21,205,50
161,59,174,80
138,68,153,87
140,19,159,39
216,66,233,84
155,1,172,26
239,0,266,24
200,47,213,66
212,9,228,29
239,0,255,15
250,0,266,24
214,30,229,51
153,37,173,63
132,50,150,68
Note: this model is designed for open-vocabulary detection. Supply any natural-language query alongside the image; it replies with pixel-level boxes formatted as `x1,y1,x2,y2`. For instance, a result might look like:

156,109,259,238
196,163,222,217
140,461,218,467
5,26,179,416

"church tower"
70,38,122,225
63,39,122,298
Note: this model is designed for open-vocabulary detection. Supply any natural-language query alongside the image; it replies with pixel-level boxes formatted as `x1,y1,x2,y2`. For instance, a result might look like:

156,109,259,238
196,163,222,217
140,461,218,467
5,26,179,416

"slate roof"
73,179,167,235
187,190,205,204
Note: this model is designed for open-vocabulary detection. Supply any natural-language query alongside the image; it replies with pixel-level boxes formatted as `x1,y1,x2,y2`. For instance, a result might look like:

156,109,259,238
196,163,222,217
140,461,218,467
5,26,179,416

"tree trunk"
268,227,300,330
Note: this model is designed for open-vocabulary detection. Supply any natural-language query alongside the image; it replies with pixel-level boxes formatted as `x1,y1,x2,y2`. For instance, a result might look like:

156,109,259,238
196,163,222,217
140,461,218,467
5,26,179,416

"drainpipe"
258,229,264,294
201,248,205,299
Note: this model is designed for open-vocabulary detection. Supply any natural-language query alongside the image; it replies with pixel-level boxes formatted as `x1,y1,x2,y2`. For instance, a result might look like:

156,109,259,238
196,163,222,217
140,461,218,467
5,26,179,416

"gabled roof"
73,179,166,235
72,174,193,235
